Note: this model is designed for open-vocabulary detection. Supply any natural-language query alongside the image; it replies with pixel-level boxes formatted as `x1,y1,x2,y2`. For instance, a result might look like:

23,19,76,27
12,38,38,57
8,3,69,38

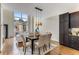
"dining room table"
25,32,52,54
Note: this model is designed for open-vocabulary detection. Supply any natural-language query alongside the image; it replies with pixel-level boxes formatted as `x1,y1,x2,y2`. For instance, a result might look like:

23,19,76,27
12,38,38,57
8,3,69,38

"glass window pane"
22,18,28,21
14,12,21,18
22,13,28,19
14,17,20,20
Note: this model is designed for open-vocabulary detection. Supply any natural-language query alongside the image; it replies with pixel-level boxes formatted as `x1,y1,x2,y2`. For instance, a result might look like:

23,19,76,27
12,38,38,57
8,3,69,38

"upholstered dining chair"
34,34,47,54
22,35,31,54
43,33,52,51
47,32,52,48
17,35,31,55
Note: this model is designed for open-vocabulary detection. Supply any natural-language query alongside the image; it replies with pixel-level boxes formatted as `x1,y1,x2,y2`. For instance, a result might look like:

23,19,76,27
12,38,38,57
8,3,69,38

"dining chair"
34,34,47,54
43,33,52,51
47,32,52,48
17,35,31,55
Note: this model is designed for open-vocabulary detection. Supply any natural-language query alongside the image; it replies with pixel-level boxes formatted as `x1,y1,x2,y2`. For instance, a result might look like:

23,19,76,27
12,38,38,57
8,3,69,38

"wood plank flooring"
1,38,79,55
46,45,79,55
1,38,20,55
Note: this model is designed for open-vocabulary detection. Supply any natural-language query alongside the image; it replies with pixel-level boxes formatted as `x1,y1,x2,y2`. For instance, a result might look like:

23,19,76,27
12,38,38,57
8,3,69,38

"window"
22,13,28,21
14,11,29,32
14,11,28,22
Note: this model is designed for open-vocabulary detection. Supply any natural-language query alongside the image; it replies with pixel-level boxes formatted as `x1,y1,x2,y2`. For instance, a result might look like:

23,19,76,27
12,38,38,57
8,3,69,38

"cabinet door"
70,11,79,28
59,14,64,45
76,37,79,50
63,13,69,46
59,12,69,45
68,36,72,47
71,38,77,49
69,36,78,49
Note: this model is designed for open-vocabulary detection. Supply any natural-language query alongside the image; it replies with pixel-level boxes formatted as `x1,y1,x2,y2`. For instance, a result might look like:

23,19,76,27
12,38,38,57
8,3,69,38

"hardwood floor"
1,38,79,55
1,38,20,55
46,45,79,55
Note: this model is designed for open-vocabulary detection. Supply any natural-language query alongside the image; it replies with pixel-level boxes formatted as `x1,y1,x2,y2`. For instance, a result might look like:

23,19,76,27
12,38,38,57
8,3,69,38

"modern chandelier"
35,7,43,27
35,7,43,32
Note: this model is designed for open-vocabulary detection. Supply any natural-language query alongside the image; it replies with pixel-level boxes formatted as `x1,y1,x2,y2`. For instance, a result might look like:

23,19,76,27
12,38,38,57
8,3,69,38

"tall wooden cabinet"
59,11,79,50
59,12,69,46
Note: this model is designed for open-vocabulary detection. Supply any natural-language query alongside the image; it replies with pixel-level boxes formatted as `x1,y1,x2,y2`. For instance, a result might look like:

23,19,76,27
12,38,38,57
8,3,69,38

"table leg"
31,40,34,54
49,42,50,48
26,37,29,42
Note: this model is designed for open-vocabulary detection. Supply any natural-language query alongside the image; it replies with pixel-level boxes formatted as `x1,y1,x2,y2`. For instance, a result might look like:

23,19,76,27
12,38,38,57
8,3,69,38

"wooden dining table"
26,32,52,54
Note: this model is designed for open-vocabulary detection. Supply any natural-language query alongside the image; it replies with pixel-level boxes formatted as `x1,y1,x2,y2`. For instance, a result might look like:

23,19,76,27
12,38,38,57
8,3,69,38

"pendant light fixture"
35,7,43,32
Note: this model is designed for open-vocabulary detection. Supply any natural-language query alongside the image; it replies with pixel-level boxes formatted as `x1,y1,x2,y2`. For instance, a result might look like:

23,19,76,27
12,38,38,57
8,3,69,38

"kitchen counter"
69,34,79,37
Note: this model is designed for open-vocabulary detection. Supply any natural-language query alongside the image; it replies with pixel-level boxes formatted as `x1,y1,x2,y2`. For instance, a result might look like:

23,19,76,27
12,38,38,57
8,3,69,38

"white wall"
3,8,14,38
45,16,59,42
1,8,14,50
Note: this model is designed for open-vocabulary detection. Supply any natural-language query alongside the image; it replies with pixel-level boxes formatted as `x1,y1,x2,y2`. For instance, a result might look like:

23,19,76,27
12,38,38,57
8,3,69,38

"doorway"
3,24,8,39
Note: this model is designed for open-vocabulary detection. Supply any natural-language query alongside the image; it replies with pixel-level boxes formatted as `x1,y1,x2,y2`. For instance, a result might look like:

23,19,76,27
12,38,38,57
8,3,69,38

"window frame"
14,12,28,22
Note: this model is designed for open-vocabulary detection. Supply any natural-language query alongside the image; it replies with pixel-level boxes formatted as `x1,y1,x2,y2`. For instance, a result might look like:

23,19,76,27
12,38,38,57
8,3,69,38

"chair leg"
38,48,40,55
23,47,24,52
23,47,26,55
43,45,47,54
49,43,50,48
24,47,26,55
43,45,45,52
45,45,47,51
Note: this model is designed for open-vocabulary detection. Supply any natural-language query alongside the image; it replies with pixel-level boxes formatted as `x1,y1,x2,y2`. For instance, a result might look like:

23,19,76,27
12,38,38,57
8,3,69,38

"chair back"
20,35,26,47
38,32,52,47
29,32,39,37
38,34,48,47
44,33,52,45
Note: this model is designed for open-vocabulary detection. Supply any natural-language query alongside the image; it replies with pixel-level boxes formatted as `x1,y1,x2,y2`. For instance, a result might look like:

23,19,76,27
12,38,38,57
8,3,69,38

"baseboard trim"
50,40,59,45
43,40,59,55
43,47,56,55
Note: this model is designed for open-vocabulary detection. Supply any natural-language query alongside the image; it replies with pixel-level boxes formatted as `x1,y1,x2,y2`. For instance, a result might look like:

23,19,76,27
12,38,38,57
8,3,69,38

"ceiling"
1,3,79,19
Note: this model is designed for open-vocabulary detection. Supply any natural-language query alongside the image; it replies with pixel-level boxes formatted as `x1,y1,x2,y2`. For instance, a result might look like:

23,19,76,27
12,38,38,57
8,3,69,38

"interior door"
3,24,8,39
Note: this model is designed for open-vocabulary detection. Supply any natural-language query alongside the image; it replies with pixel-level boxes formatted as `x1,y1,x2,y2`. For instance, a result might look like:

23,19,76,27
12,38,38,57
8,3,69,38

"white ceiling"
2,3,79,19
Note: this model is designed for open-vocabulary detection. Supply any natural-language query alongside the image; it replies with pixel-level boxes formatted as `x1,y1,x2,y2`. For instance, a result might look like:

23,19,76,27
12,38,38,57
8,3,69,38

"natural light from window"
14,11,28,22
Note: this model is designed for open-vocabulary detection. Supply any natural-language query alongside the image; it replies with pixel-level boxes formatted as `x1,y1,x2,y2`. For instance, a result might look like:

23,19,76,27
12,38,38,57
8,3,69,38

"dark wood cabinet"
70,11,79,28
59,11,79,50
76,37,79,50
68,36,79,50
59,12,69,46
59,14,64,45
